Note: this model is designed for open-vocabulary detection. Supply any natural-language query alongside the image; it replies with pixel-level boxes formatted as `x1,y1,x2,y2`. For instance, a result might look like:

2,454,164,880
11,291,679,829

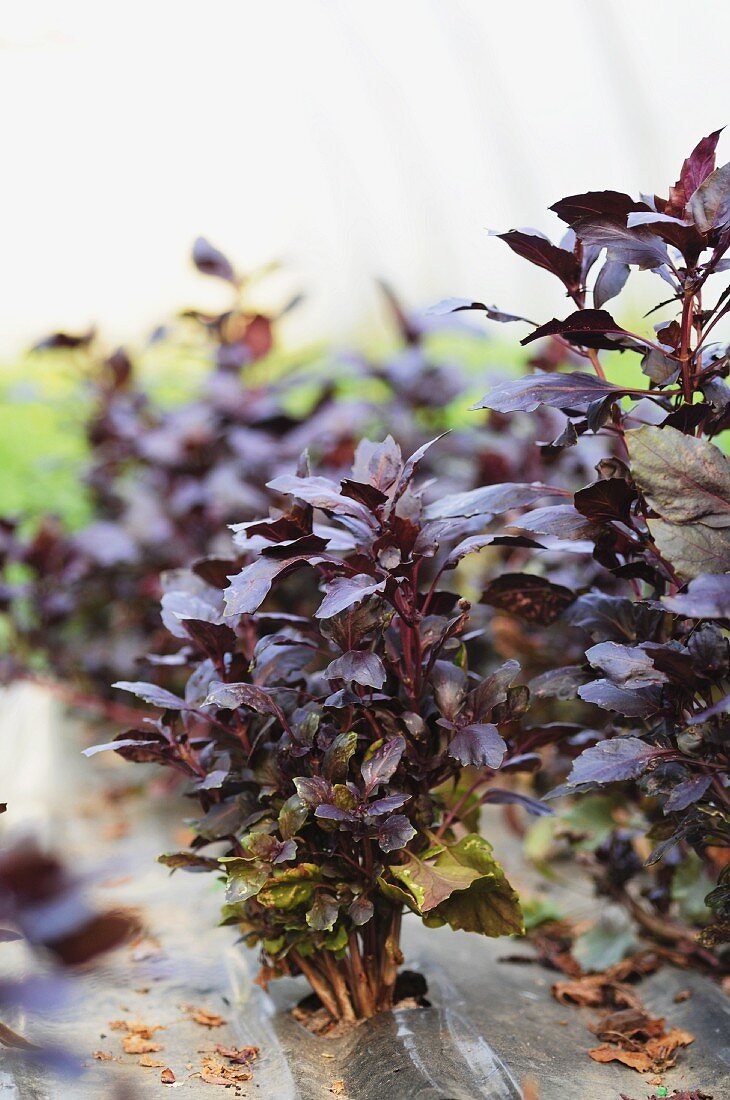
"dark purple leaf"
521,310,646,351
664,775,712,813
293,776,334,809
183,619,237,659
574,478,637,525
593,260,630,308
688,161,730,234
566,219,670,270
340,479,388,510
662,573,730,619
444,532,542,568
479,789,554,816
551,191,650,226
376,814,416,853
315,574,386,619
675,130,723,204
324,650,386,688
315,803,357,823
224,555,317,616
584,642,666,687
267,474,374,524
367,792,410,815
431,660,468,720
204,680,286,720
551,189,670,268
512,504,598,541
348,896,374,925
424,482,559,520
82,738,158,758
466,660,520,719
112,680,189,710
306,893,339,931
481,573,575,625
529,666,589,699
565,593,664,642
428,298,533,324
625,212,707,260
473,370,626,414
391,435,447,504
577,679,663,717
448,723,507,769
567,737,660,785
351,436,401,492
494,230,581,292
361,736,406,792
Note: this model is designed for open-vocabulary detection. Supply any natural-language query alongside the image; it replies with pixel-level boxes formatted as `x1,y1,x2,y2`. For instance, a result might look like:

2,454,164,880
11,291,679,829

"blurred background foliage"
0,315,660,530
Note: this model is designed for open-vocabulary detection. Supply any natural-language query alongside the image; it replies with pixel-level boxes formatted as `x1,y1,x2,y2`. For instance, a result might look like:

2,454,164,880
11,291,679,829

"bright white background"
1,0,728,353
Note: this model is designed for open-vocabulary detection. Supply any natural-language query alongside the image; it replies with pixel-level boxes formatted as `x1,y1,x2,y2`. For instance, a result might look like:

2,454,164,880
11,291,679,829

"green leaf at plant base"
256,864,322,910
219,858,269,904
322,925,349,953
376,875,415,908
388,834,523,937
423,835,523,936
263,935,286,955
390,850,482,912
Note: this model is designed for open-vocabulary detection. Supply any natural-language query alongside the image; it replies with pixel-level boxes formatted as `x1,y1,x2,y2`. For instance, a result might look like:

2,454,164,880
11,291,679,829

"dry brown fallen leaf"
110,1019,165,1038
110,1019,165,1056
589,1007,666,1044
92,1050,114,1061
161,1068,176,1085
552,953,661,1013
188,1007,226,1028
139,1054,166,1068
589,1026,694,1073
551,952,695,1075
195,1056,253,1085
123,1034,163,1055
330,1082,345,1097
214,1043,259,1065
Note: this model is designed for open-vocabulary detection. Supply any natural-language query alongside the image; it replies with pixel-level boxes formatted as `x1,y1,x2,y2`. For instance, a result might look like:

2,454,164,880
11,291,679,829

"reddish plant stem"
678,288,695,405
436,771,491,839
587,347,607,381
289,950,340,1021
322,952,356,1022
348,931,376,1016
